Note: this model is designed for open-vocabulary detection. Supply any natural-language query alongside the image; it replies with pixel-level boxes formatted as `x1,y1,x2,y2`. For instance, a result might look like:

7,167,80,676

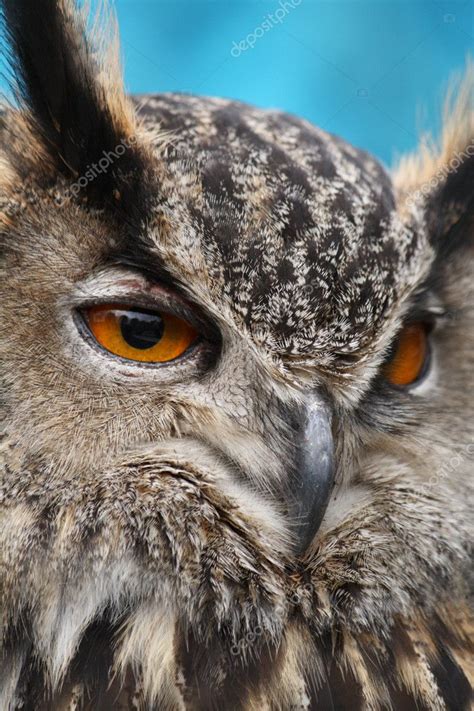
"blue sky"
1,0,472,165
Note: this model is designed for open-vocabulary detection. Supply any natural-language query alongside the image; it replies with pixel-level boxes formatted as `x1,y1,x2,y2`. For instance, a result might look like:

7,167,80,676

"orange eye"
85,304,199,363
383,322,430,387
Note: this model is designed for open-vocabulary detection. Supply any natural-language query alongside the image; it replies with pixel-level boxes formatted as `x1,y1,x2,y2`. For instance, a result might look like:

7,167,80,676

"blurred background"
2,0,473,166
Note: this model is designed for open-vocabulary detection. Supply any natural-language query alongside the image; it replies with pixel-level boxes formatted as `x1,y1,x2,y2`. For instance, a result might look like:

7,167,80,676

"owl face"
1,1,473,708
1,94,431,547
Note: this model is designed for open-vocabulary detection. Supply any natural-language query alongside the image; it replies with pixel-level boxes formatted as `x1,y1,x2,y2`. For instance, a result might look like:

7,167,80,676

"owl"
0,1,473,709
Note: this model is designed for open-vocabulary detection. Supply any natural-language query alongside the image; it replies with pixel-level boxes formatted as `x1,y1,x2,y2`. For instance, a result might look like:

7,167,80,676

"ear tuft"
393,59,474,201
1,0,141,198
393,60,474,246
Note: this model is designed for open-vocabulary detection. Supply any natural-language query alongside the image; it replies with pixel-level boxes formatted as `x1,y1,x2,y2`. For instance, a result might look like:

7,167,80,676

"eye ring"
79,303,200,365
383,322,432,389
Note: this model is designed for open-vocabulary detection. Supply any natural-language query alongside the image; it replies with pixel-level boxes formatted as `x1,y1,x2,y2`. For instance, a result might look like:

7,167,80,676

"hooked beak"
288,397,335,555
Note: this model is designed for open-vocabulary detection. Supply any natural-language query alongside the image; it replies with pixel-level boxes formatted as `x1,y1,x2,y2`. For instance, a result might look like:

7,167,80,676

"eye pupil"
119,312,164,350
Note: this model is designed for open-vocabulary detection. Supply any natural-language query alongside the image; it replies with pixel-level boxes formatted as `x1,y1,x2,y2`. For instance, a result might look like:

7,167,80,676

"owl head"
1,1,473,709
